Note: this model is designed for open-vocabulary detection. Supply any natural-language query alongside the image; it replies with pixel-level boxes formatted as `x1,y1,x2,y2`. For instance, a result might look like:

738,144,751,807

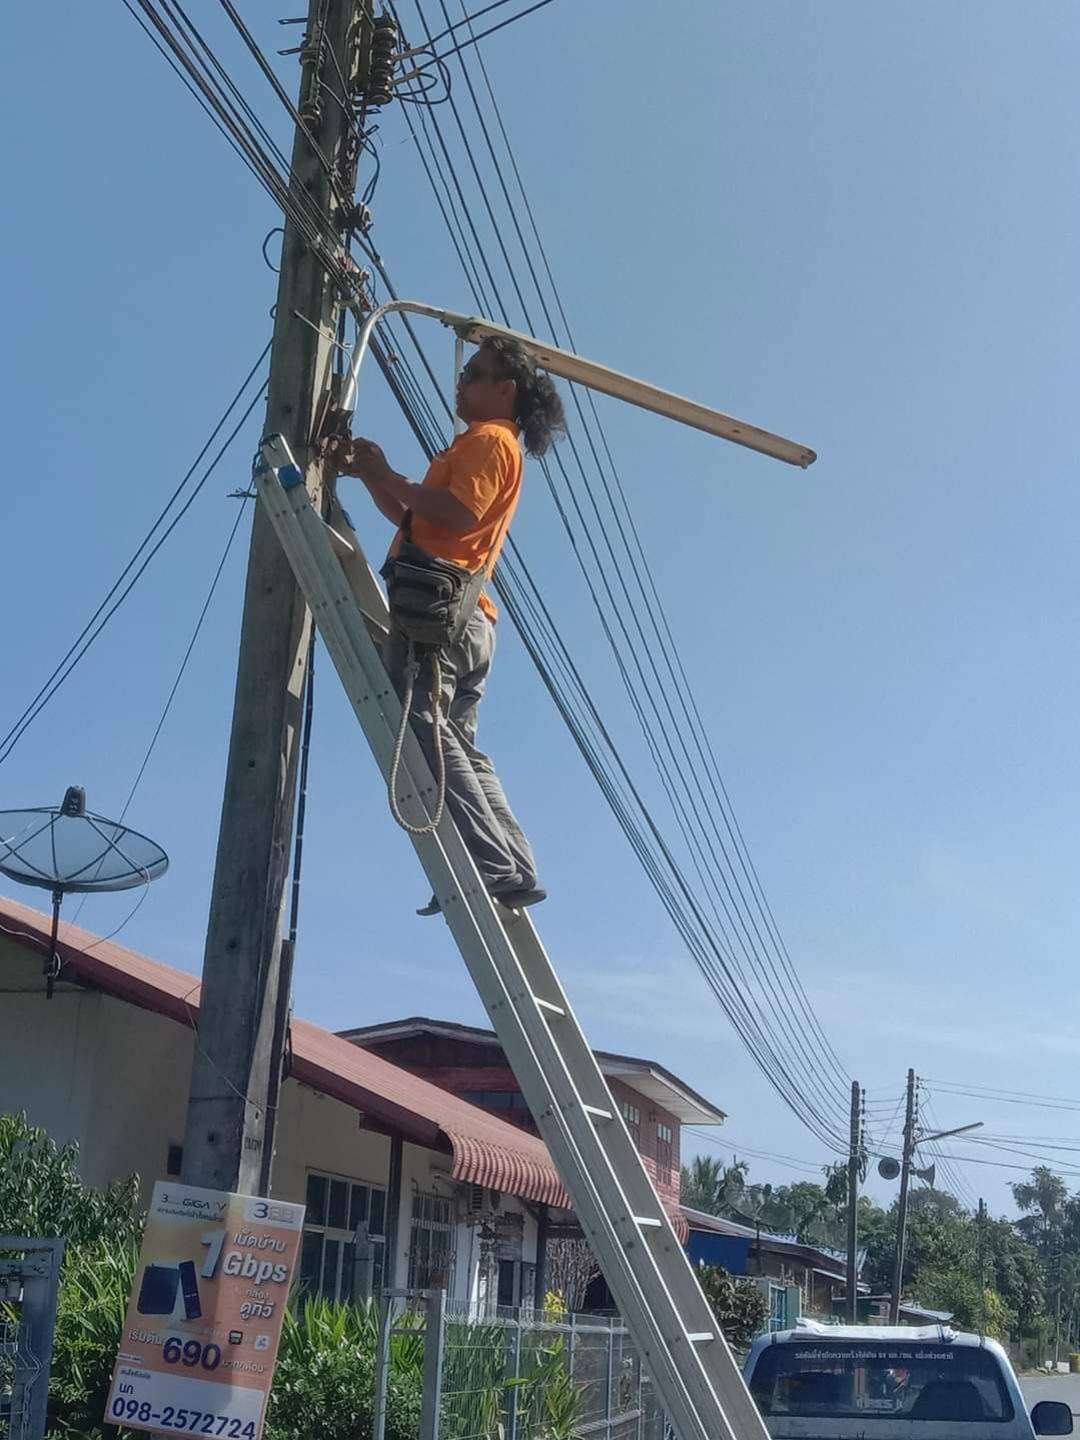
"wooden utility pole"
181,0,360,1195
846,1080,861,1324
889,1068,917,1324
977,1198,987,1337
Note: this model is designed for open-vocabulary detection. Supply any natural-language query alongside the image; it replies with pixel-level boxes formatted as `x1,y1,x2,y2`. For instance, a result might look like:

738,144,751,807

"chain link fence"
374,1292,666,1440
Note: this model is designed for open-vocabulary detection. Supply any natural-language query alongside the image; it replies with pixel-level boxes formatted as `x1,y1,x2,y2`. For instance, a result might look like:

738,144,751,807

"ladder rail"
255,441,770,1440
507,906,771,1440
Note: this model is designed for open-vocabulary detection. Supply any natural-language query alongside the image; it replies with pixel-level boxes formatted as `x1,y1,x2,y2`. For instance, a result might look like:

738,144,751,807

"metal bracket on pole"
452,333,465,437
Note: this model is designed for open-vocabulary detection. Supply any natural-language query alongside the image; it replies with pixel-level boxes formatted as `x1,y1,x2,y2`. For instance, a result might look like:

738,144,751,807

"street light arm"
917,1121,984,1146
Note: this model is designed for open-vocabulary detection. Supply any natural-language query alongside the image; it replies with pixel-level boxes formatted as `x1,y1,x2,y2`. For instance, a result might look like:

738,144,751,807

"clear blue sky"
3,2,1079,1216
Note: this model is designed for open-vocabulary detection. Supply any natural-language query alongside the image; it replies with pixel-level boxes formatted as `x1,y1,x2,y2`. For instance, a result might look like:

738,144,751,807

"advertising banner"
106,1181,304,1440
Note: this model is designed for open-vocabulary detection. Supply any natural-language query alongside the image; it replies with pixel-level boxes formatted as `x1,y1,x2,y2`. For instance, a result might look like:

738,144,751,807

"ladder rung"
533,996,565,1016
634,1216,663,1229
687,1332,715,1343
583,1104,613,1120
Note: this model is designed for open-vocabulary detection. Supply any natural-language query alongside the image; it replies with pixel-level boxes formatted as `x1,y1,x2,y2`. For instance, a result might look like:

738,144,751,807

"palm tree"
786,1182,832,1246
681,1155,725,1214
718,1157,751,1215
1012,1167,1067,1257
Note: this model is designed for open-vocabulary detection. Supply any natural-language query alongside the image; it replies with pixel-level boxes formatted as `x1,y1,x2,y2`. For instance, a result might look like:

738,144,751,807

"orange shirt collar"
465,417,520,438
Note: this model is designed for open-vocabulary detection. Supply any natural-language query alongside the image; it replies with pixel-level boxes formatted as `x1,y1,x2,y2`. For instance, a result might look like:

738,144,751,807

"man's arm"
328,436,476,535
364,478,408,525
367,470,475,534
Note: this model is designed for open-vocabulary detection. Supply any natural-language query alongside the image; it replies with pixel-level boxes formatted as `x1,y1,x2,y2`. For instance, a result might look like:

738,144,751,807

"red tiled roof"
0,896,569,1209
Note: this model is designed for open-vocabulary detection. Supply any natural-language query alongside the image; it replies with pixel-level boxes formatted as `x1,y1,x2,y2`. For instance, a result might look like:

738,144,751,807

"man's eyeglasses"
460,363,500,385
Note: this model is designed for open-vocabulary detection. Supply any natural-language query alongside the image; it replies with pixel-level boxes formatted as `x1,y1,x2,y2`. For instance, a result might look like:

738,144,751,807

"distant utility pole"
181,0,362,1196
889,1072,982,1324
977,1198,987,1337
889,1069,918,1325
846,1081,862,1324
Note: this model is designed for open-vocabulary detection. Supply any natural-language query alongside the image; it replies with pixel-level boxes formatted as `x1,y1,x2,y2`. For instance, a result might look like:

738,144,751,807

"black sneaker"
417,884,547,917
492,885,547,911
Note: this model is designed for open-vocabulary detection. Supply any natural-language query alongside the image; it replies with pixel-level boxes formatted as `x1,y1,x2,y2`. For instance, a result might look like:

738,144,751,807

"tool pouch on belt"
381,503,512,650
381,535,485,650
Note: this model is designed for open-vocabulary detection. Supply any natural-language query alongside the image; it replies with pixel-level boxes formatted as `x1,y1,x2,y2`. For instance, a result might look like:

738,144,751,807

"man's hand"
322,434,475,534
323,435,393,487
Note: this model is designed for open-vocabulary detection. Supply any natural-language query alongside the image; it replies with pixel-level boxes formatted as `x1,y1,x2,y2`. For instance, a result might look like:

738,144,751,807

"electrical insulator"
367,14,398,108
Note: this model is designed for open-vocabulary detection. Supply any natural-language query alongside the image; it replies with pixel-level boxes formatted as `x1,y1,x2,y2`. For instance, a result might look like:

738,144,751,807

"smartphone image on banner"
178,1260,202,1320
137,1264,180,1315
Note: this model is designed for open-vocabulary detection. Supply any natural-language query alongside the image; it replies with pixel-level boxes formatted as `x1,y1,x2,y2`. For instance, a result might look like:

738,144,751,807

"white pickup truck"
744,1324,1073,1440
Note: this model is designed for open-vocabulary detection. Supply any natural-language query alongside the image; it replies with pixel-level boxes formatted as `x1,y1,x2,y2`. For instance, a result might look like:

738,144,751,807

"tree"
984,1214,1044,1339
907,1187,966,1222
1012,1168,1068,1258
681,1156,725,1214
823,1163,849,1231
680,1155,754,1219
913,1265,1010,1341
760,1182,836,1247
0,1112,142,1249
696,1265,769,1353
545,1238,599,1313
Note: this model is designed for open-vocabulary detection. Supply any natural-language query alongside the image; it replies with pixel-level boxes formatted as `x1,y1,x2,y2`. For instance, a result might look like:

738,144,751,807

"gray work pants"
384,609,538,892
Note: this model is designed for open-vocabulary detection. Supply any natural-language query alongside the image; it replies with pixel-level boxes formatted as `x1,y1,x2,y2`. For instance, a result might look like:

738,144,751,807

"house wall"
272,1082,394,1208
84,991,194,1192
0,941,538,1303
353,1034,684,1210
0,941,191,1191
605,1077,682,1210
0,941,101,1158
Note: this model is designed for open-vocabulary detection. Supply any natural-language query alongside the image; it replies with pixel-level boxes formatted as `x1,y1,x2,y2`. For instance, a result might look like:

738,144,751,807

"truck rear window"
748,1343,1014,1423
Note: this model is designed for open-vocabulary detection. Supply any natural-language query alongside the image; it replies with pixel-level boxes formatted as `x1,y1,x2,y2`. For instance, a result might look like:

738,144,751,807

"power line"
128,0,854,1153
918,1095,979,1209
70,496,252,922
356,301,848,1148
126,0,356,293
384,0,851,1143
926,1078,1080,1114
442,0,848,1088
421,0,554,52
0,346,271,769
420,0,852,1108
683,1128,825,1176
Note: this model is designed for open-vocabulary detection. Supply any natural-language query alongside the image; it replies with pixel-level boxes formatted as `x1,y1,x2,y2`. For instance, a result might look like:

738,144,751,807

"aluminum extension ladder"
254,434,772,1440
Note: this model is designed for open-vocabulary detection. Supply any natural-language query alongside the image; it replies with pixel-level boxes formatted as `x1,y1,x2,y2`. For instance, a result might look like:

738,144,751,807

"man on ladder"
327,336,565,915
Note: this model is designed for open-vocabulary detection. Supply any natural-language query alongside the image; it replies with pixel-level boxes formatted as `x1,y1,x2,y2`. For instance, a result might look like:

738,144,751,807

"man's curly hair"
478,337,567,458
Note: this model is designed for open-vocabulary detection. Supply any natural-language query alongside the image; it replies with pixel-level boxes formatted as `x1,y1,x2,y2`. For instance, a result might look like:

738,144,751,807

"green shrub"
47,1241,138,1439
0,1115,142,1250
696,1264,769,1353
266,1298,422,1440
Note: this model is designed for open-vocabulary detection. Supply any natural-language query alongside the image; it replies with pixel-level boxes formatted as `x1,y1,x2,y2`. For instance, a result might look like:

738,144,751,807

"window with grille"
656,1122,674,1184
299,1170,387,1303
622,1100,641,1146
408,1191,456,1290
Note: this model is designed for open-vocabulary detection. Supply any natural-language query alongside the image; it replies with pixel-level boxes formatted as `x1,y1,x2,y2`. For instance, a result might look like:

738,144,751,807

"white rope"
388,643,447,835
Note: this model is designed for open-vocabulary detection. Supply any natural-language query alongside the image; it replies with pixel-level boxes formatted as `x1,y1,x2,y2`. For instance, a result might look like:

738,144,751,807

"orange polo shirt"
389,419,522,623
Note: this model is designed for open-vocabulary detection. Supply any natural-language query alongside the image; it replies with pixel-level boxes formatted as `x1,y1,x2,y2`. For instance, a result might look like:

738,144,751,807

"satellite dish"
878,1157,901,1181
0,786,168,998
